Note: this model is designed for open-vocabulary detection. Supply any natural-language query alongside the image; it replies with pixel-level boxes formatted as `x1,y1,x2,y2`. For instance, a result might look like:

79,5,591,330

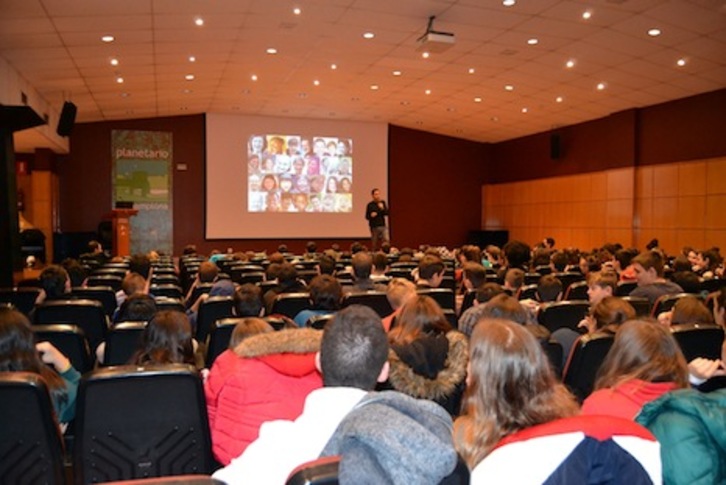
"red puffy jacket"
205,328,323,465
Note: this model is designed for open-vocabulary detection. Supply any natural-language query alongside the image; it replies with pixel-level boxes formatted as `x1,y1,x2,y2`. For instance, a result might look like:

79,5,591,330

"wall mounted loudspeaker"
56,101,77,137
550,133,561,160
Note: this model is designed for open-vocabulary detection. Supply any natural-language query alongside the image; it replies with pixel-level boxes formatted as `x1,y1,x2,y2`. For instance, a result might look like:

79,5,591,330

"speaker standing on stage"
366,188,389,250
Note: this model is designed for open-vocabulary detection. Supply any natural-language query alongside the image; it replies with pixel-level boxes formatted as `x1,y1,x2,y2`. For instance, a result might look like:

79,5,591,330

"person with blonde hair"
381,277,417,331
455,318,660,483
384,295,468,415
582,319,689,419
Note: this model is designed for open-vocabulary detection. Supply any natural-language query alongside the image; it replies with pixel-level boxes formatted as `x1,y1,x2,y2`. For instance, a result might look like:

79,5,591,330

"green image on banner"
112,130,173,255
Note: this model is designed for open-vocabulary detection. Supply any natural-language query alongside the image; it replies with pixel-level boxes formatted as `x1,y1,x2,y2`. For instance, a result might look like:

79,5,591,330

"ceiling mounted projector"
416,16,455,53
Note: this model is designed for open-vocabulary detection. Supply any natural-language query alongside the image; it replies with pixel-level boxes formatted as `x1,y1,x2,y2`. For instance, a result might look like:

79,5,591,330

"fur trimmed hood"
387,331,468,402
234,327,321,359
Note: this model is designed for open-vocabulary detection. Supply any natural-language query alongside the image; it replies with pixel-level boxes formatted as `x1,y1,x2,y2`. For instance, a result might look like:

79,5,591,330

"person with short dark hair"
458,283,506,337
348,252,386,293
62,258,87,287
317,254,336,275
263,262,306,313
38,264,72,302
233,283,264,317
214,305,458,484
294,275,342,327
630,251,683,305
371,251,389,281
536,274,563,303
365,188,389,251
500,240,532,275
416,254,445,289
550,251,568,272
115,293,157,323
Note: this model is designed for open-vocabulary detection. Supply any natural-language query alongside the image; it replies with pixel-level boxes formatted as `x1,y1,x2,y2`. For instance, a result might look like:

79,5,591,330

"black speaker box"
550,133,561,160
56,101,77,137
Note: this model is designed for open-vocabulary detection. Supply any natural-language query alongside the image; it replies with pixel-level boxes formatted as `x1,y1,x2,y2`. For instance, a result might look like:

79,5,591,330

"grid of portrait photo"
247,134,353,213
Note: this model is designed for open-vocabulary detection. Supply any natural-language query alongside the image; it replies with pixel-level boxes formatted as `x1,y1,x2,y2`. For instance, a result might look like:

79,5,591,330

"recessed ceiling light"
392,70,402,76
468,67,475,74
194,17,204,26
597,82,607,90
556,96,564,103
110,58,119,66
313,79,320,86
370,85,379,90
582,10,592,20
188,56,196,62
185,74,195,81
647,28,661,37
400,101,410,106
504,85,514,91
425,89,432,95
446,107,456,112
101,35,115,43
182,89,192,94
363,32,375,39
527,38,539,45
491,116,499,122
116,76,124,84
422,52,430,59
566,59,576,68
676,58,687,67
293,7,302,15
120,92,130,98
330,63,337,70
521,107,528,113
502,0,515,6
251,74,258,81
266,48,278,55
474,97,482,103
241,89,251,94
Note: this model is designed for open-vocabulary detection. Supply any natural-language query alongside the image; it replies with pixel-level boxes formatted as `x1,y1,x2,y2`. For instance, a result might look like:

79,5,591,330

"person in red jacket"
204,322,322,465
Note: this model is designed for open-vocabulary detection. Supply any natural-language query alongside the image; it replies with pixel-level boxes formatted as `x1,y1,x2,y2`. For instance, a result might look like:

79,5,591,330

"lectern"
109,209,139,257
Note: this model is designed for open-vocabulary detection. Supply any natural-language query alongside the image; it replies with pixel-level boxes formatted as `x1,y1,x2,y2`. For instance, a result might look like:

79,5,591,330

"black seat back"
86,275,123,292
105,322,147,366
34,299,108,350
271,293,312,319
0,372,66,485
0,287,41,316
73,365,213,483
615,281,637,296
670,323,725,361
32,324,94,373
72,286,117,317
516,284,538,300
186,283,214,308
620,296,650,317
564,281,589,301
196,296,235,342
417,288,455,311
563,333,615,402
306,313,336,330
150,284,184,300
206,319,238,367
651,293,701,317
537,301,590,333
342,291,393,317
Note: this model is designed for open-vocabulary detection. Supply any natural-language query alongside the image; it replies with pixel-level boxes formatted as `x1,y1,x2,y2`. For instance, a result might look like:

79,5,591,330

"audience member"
630,251,683,306
381,278,417,331
582,319,689,419
233,283,264,317
184,261,219,305
370,251,389,282
503,268,524,295
263,263,306,313
415,254,445,289
0,307,80,425
130,311,197,367
205,323,321,465
383,295,468,415
61,258,88,287
347,251,386,292
458,283,505,337
36,264,72,305
114,293,157,323
294,275,342,327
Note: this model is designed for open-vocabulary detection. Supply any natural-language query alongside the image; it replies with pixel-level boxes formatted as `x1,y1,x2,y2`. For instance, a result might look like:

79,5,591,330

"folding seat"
620,296,650,317
154,297,186,313
295,261,319,271
386,268,414,281
150,284,184,300
104,322,147,366
651,292,700,317
553,272,585,292
537,301,590,333
72,286,117,317
286,456,340,485
0,372,66,485
460,289,476,314
258,280,278,293
34,299,108,351
101,262,129,270
700,278,726,294
234,271,265,285
93,267,127,279
334,270,354,282
390,262,417,270
417,288,455,311
196,296,235,342
615,281,637,296
270,292,312,319
86,274,123,292
32,324,94,373
185,282,214,308
297,270,318,285
0,286,40,316
17,278,41,288
485,273,504,285
442,309,458,329
264,316,295,331
534,265,552,275
73,364,213,483
563,280,588,301
151,274,181,286
524,272,542,285
542,339,564,378
205,319,239,367
563,333,615,402
516,284,538,300
440,275,456,291
670,323,724,361
151,266,176,276
342,291,393,317
306,313,336,330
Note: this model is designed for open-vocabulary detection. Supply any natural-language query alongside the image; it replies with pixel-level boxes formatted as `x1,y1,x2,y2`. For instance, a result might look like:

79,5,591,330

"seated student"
613,247,639,282
35,264,73,307
232,283,264,317
213,305,457,484
502,268,524,296
458,282,505,337
519,274,563,322
370,251,390,282
0,307,81,426
187,279,236,332
347,251,386,293
457,262,488,314
130,311,198,368
414,254,445,289
263,262,307,314
582,319,689,419
478,293,550,344
116,254,152,307
630,251,683,306
687,288,726,392
383,295,468,416
113,272,147,321
97,294,159,364
670,256,702,294
294,275,342,327
205,324,322,466
381,277,417,332
184,261,219,306
657,294,712,327
454,318,660,484
693,248,723,280
62,258,88,287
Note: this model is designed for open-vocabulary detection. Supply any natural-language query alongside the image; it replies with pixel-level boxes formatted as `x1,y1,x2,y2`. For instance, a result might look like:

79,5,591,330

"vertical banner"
112,130,173,255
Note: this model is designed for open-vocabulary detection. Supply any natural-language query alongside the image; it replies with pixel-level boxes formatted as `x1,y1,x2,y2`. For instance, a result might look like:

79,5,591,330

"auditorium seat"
86,275,123,292
0,372,66,485
516,284,538,300
185,283,215,308
196,296,235,342
615,281,637,296
524,272,542,286
553,272,585,293
417,288,455,311
286,456,340,485
73,364,213,483
460,289,476,315
104,322,147,366
537,301,590,333
150,284,184,300
342,291,393,317
32,323,94,373
72,286,117,317
34,299,108,351
0,287,40,316
670,323,724,362
563,332,615,402
620,296,650,317
270,293,312,319
651,293,701,317
306,313,335,330
206,319,239,367
154,297,186,313
563,281,588,301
